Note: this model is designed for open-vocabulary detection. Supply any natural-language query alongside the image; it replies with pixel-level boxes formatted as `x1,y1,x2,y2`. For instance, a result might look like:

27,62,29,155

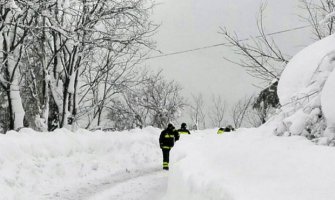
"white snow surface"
274,33,335,140
277,34,335,106
0,127,161,200
165,128,335,200
321,68,335,138
2,126,335,200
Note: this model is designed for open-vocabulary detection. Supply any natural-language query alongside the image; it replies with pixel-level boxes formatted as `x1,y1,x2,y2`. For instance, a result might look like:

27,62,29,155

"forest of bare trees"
0,0,188,132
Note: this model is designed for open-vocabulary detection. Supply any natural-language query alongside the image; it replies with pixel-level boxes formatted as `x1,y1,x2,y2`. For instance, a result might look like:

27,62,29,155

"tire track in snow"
88,169,168,200
44,166,168,200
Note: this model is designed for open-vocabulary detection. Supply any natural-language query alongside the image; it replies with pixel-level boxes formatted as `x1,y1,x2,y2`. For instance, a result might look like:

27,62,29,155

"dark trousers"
162,148,170,169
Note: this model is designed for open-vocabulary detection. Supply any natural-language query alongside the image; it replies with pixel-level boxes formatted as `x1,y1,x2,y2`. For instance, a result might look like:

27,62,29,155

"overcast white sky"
144,0,315,126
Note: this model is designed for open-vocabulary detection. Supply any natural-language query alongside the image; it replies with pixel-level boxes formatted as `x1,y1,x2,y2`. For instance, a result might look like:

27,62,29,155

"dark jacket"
224,125,235,132
177,127,190,135
159,127,180,149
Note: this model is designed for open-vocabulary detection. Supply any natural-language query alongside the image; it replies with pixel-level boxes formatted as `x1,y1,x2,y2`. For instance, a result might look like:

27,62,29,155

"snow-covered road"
6,126,335,200
45,166,168,200
89,168,167,200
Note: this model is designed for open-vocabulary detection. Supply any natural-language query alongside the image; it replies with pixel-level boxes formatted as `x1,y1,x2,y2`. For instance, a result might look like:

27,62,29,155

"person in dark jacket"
177,123,191,135
224,125,235,132
159,123,179,170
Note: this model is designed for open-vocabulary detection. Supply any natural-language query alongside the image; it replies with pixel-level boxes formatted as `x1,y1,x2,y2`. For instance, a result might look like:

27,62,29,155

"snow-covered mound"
278,34,335,105
273,34,335,144
164,128,335,200
0,127,161,199
321,68,335,139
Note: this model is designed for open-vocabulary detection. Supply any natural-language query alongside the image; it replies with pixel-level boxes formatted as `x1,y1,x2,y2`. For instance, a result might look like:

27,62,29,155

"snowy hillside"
271,34,335,144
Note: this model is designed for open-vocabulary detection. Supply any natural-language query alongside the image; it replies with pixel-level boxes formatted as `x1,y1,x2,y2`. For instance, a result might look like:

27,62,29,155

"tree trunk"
6,89,14,130
9,82,25,130
7,53,25,130
60,91,69,128
40,16,49,131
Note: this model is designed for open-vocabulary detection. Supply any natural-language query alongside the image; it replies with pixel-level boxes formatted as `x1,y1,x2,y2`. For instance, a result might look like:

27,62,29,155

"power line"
144,24,311,60
256,24,310,37
144,43,226,60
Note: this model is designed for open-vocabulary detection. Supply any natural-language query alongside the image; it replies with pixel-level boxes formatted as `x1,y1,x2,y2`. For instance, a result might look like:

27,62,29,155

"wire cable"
145,24,311,60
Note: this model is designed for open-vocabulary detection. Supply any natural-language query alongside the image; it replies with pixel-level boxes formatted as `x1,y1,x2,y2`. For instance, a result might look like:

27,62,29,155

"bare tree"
106,98,144,131
209,95,226,128
220,3,288,83
0,0,37,130
188,94,206,130
142,71,185,128
106,70,185,130
46,0,157,128
222,0,335,84
219,4,286,126
245,109,264,128
74,0,157,129
78,49,146,129
300,0,335,40
231,95,254,128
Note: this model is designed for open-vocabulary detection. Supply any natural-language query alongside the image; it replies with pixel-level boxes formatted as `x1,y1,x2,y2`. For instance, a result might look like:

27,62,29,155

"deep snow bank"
277,34,335,105
164,128,335,200
273,34,335,144
0,127,161,200
321,68,335,138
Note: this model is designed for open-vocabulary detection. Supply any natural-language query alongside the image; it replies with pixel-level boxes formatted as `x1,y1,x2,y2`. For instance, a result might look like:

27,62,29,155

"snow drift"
164,128,335,200
273,34,335,144
0,127,161,200
277,34,335,105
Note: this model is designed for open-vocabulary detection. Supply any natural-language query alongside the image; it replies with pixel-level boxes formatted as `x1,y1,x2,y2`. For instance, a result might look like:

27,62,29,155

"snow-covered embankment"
274,34,335,143
0,127,161,199
164,128,335,200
